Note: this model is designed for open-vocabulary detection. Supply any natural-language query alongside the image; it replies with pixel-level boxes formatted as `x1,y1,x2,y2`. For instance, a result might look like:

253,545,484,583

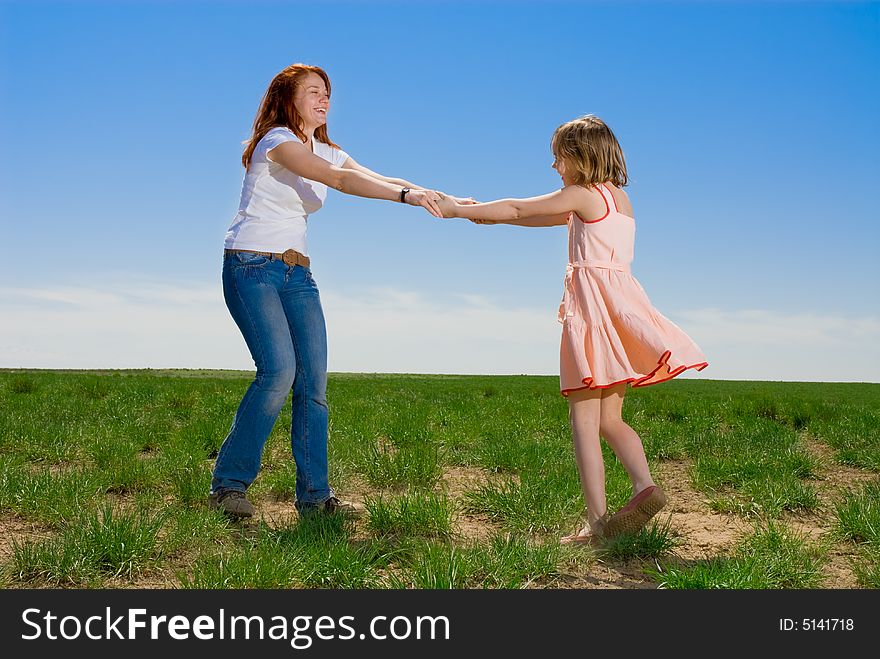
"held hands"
434,194,480,219
409,191,477,219
435,194,458,218
410,190,492,224
404,189,443,217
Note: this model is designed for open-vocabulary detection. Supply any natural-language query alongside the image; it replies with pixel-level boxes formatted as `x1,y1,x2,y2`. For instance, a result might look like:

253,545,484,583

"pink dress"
558,183,708,395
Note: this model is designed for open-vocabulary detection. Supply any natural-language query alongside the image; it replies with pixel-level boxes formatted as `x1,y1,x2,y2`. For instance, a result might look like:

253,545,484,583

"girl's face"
552,154,574,186
293,72,330,131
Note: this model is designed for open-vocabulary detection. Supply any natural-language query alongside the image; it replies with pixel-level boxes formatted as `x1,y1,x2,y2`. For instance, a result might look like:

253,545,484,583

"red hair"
241,64,340,169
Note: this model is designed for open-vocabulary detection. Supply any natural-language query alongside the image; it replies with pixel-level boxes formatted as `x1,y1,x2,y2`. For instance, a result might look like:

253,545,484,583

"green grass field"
1,369,877,589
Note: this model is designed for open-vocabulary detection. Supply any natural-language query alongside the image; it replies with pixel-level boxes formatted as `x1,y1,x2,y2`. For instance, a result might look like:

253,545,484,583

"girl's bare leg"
599,384,655,495
564,386,606,538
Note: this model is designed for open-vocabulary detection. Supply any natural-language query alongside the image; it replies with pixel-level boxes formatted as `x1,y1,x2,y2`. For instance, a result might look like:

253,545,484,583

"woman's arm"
268,141,442,217
438,187,580,226
342,156,475,205
341,156,420,189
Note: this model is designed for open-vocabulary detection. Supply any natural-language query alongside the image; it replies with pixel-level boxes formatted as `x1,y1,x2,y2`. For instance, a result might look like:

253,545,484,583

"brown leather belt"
224,248,310,268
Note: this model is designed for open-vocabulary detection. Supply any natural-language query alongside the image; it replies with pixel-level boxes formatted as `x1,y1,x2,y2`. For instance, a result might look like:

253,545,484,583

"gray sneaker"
298,496,365,517
208,489,255,518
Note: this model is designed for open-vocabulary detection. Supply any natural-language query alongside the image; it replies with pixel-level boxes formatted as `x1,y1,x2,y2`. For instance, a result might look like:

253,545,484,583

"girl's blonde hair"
551,115,628,188
241,63,340,169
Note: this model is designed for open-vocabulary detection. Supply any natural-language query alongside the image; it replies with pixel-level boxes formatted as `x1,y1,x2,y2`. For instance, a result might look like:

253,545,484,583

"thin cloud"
0,282,877,382
678,308,880,347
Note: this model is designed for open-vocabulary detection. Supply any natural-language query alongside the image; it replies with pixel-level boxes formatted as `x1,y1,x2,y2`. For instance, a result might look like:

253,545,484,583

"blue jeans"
211,250,334,508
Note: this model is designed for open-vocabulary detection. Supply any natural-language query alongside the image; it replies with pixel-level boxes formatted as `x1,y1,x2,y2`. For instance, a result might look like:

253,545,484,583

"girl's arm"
268,141,443,217
471,213,570,227
439,187,580,226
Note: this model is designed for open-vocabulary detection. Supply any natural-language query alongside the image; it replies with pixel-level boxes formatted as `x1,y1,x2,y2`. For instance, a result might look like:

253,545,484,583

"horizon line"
1,367,878,386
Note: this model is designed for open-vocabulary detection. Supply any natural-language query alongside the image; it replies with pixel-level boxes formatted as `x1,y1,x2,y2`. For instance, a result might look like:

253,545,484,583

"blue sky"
1,0,878,381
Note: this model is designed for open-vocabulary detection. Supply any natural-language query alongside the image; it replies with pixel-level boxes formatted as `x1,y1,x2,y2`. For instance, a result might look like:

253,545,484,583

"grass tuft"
364,491,454,539
12,503,167,585
599,516,682,561
832,480,880,545
463,467,583,534
648,520,825,589
9,375,38,394
357,437,445,489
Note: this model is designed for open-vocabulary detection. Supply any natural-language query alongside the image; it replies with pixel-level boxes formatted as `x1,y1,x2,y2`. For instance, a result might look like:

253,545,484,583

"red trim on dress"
560,350,709,397
574,185,610,224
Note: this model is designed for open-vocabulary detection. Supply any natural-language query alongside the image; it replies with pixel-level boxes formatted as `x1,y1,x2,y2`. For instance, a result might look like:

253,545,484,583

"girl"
437,115,708,542
211,63,459,518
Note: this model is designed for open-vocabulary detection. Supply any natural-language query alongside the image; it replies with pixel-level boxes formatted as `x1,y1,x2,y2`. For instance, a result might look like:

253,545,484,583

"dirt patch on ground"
549,559,658,590
549,459,750,590
659,442,875,588
107,571,179,589
800,435,878,490
256,500,300,528
786,435,878,589
439,466,507,542
549,443,876,589
652,460,750,558
0,516,53,564
439,465,502,498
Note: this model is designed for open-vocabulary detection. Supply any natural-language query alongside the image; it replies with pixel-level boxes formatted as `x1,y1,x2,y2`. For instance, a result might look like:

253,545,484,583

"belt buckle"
281,249,299,267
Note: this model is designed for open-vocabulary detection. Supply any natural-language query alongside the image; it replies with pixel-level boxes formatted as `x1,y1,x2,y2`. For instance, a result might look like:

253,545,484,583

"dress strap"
599,183,619,212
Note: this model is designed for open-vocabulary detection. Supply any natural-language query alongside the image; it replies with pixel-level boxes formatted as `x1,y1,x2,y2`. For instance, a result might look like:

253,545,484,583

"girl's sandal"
560,512,610,545
603,485,667,538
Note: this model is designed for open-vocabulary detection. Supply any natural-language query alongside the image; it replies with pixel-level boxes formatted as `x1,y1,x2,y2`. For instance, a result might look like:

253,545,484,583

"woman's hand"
404,189,443,217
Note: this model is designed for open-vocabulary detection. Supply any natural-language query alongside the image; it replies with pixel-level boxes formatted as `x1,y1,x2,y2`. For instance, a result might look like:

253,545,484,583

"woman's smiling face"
293,72,330,131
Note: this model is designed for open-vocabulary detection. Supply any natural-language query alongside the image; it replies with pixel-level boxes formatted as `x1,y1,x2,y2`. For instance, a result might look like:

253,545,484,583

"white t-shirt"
224,127,349,256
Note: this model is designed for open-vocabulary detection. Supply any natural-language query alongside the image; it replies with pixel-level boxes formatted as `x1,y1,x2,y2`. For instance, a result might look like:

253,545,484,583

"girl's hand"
435,195,459,218
405,189,443,218
433,193,477,217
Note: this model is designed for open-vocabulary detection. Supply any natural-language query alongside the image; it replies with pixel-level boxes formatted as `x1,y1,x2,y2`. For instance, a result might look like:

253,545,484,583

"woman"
210,63,457,518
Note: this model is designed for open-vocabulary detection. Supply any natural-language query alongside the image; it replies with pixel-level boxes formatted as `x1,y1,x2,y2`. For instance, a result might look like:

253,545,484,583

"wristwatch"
399,187,410,203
